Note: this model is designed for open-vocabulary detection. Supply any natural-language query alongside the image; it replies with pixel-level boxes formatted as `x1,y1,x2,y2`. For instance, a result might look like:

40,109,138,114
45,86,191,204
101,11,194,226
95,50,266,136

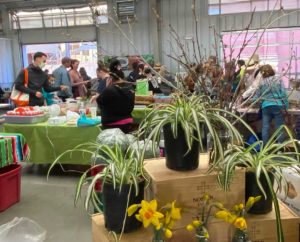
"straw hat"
154,63,162,71
246,54,260,67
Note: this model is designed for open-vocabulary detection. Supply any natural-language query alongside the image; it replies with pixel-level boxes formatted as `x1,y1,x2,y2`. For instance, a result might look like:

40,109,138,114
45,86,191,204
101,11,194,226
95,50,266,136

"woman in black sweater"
96,73,135,133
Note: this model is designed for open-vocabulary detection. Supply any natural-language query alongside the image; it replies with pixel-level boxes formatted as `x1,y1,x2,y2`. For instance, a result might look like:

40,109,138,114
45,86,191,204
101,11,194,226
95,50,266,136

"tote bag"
10,69,29,107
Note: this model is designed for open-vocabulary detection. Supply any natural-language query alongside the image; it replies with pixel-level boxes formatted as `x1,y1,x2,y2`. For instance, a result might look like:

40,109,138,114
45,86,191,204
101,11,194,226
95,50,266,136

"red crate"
0,164,21,212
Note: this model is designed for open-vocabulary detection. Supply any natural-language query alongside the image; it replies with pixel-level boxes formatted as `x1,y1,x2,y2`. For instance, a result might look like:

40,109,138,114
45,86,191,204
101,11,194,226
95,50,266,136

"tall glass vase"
152,228,165,242
196,227,210,242
198,237,209,242
232,229,250,242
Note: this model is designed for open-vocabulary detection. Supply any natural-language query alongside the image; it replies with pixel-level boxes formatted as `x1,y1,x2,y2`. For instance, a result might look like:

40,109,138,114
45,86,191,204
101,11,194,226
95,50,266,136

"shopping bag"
136,79,149,95
10,69,29,107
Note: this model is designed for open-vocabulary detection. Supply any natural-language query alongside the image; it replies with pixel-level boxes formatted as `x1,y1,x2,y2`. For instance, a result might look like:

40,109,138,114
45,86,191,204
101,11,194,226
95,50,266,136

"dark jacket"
148,78,162,94
15,64,60,106
97,76,109,95
97,82,135,125
127,71,139,83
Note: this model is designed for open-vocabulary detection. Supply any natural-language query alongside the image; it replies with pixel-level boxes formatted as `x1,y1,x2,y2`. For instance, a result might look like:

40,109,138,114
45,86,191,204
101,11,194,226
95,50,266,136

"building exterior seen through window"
22,42,98,78
11,4,108,29
209,0,300,15
222,27,300,86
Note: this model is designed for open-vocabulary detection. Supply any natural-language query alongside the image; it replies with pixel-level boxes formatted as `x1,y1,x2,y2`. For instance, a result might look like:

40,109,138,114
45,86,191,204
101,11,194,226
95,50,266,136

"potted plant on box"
48,143,149,234
139,94,252,171
211,125,300,242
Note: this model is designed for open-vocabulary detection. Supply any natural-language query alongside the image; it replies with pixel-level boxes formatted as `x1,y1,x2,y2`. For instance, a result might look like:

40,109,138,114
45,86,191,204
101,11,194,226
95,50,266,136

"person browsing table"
96,72,135,134
53,57,73,102
14,52,68,106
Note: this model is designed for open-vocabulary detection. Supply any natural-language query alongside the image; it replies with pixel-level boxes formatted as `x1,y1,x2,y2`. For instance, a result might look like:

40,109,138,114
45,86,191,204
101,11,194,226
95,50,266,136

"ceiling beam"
0,0,92,11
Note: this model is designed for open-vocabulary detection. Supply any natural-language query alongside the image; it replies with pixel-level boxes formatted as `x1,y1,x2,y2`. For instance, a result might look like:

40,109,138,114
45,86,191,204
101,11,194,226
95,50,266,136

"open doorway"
22,42,98,78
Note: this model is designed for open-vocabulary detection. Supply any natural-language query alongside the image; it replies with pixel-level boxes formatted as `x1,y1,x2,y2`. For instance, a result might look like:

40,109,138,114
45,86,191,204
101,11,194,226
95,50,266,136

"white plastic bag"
0,217,46,242
96,128,129,151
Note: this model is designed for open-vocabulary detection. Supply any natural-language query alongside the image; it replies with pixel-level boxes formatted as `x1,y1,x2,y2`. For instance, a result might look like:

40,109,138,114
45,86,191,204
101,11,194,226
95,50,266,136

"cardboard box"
92,202,299,242
92,214,196,242
277,167,300,216
207,202,300,242
144,156,245,226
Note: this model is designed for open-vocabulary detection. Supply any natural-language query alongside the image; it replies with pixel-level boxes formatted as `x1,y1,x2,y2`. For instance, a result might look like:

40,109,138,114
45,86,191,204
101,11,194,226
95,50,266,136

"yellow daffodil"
156,223,162,230
233,205,239,211
203,194,210,201
204,232,209,239
167,219,175,229
245,196,261,210
192,220,202,227
234,217,247,230
127,204,139,217
135,214,142,222
164,228,173,238
214,202,224,209
215,210,236,223
186,224,195,231
164,201,181,228
227,214,237,223
138,200,164,228
215,210,229,220
245,197,255,210
170,201,181,220
255,196,262,201
239,203,244,210
165,211,171,224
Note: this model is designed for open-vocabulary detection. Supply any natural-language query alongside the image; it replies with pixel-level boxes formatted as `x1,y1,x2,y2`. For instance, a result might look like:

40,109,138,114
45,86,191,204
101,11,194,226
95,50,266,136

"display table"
3,122,101,164
2,108,149,164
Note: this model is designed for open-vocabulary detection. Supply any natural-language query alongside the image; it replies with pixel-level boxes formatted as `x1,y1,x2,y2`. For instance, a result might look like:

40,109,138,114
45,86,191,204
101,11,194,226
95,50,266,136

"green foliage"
47,143,149,213
139,94,253,162
211,125,300,242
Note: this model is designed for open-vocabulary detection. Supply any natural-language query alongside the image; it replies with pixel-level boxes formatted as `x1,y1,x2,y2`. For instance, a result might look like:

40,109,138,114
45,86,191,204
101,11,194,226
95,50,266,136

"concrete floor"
0,163,92,242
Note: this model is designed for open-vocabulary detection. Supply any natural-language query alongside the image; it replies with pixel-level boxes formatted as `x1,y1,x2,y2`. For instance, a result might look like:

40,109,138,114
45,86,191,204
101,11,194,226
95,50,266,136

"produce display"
6,107,44,116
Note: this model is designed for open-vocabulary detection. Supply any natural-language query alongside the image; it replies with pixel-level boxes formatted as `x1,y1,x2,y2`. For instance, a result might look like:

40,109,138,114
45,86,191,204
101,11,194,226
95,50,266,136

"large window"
209,0,300,15
22,42,98,78
0,39,14,89
11,4,108,29
222,27,300,85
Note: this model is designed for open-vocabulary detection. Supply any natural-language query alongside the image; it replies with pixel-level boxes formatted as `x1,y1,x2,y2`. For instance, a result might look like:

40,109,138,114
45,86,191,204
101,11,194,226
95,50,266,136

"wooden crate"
144,155,245,226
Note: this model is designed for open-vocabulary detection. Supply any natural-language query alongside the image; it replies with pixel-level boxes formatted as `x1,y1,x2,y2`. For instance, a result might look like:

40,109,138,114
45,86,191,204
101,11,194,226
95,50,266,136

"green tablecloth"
2,108,149,164
3,122,101,164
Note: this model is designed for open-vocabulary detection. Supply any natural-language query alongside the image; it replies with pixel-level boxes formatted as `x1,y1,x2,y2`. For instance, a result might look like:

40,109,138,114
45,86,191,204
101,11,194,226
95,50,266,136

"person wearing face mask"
14,52,69,106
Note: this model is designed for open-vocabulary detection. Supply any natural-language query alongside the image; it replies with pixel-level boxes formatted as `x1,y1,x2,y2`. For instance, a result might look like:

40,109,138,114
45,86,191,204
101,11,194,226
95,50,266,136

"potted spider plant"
48,143,149,234
211,125,300,242
139,94,251,171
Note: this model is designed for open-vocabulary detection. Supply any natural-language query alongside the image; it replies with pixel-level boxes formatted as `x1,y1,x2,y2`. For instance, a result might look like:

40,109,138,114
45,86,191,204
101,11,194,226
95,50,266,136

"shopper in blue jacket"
253,64,288,145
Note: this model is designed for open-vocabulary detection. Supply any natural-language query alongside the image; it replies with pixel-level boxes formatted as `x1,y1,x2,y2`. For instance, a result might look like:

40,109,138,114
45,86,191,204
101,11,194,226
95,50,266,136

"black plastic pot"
102,180,144,233
163,124,200,171
245,171,274,214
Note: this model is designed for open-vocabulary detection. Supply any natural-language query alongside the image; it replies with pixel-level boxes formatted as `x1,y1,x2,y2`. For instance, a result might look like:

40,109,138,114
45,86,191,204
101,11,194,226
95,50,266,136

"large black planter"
102,180,144,233
163,124,200,171
245,171,274,214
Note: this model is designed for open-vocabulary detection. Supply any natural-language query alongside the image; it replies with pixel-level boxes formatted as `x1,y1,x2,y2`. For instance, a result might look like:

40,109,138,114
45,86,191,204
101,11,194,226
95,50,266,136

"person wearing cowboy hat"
242,53,262,100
